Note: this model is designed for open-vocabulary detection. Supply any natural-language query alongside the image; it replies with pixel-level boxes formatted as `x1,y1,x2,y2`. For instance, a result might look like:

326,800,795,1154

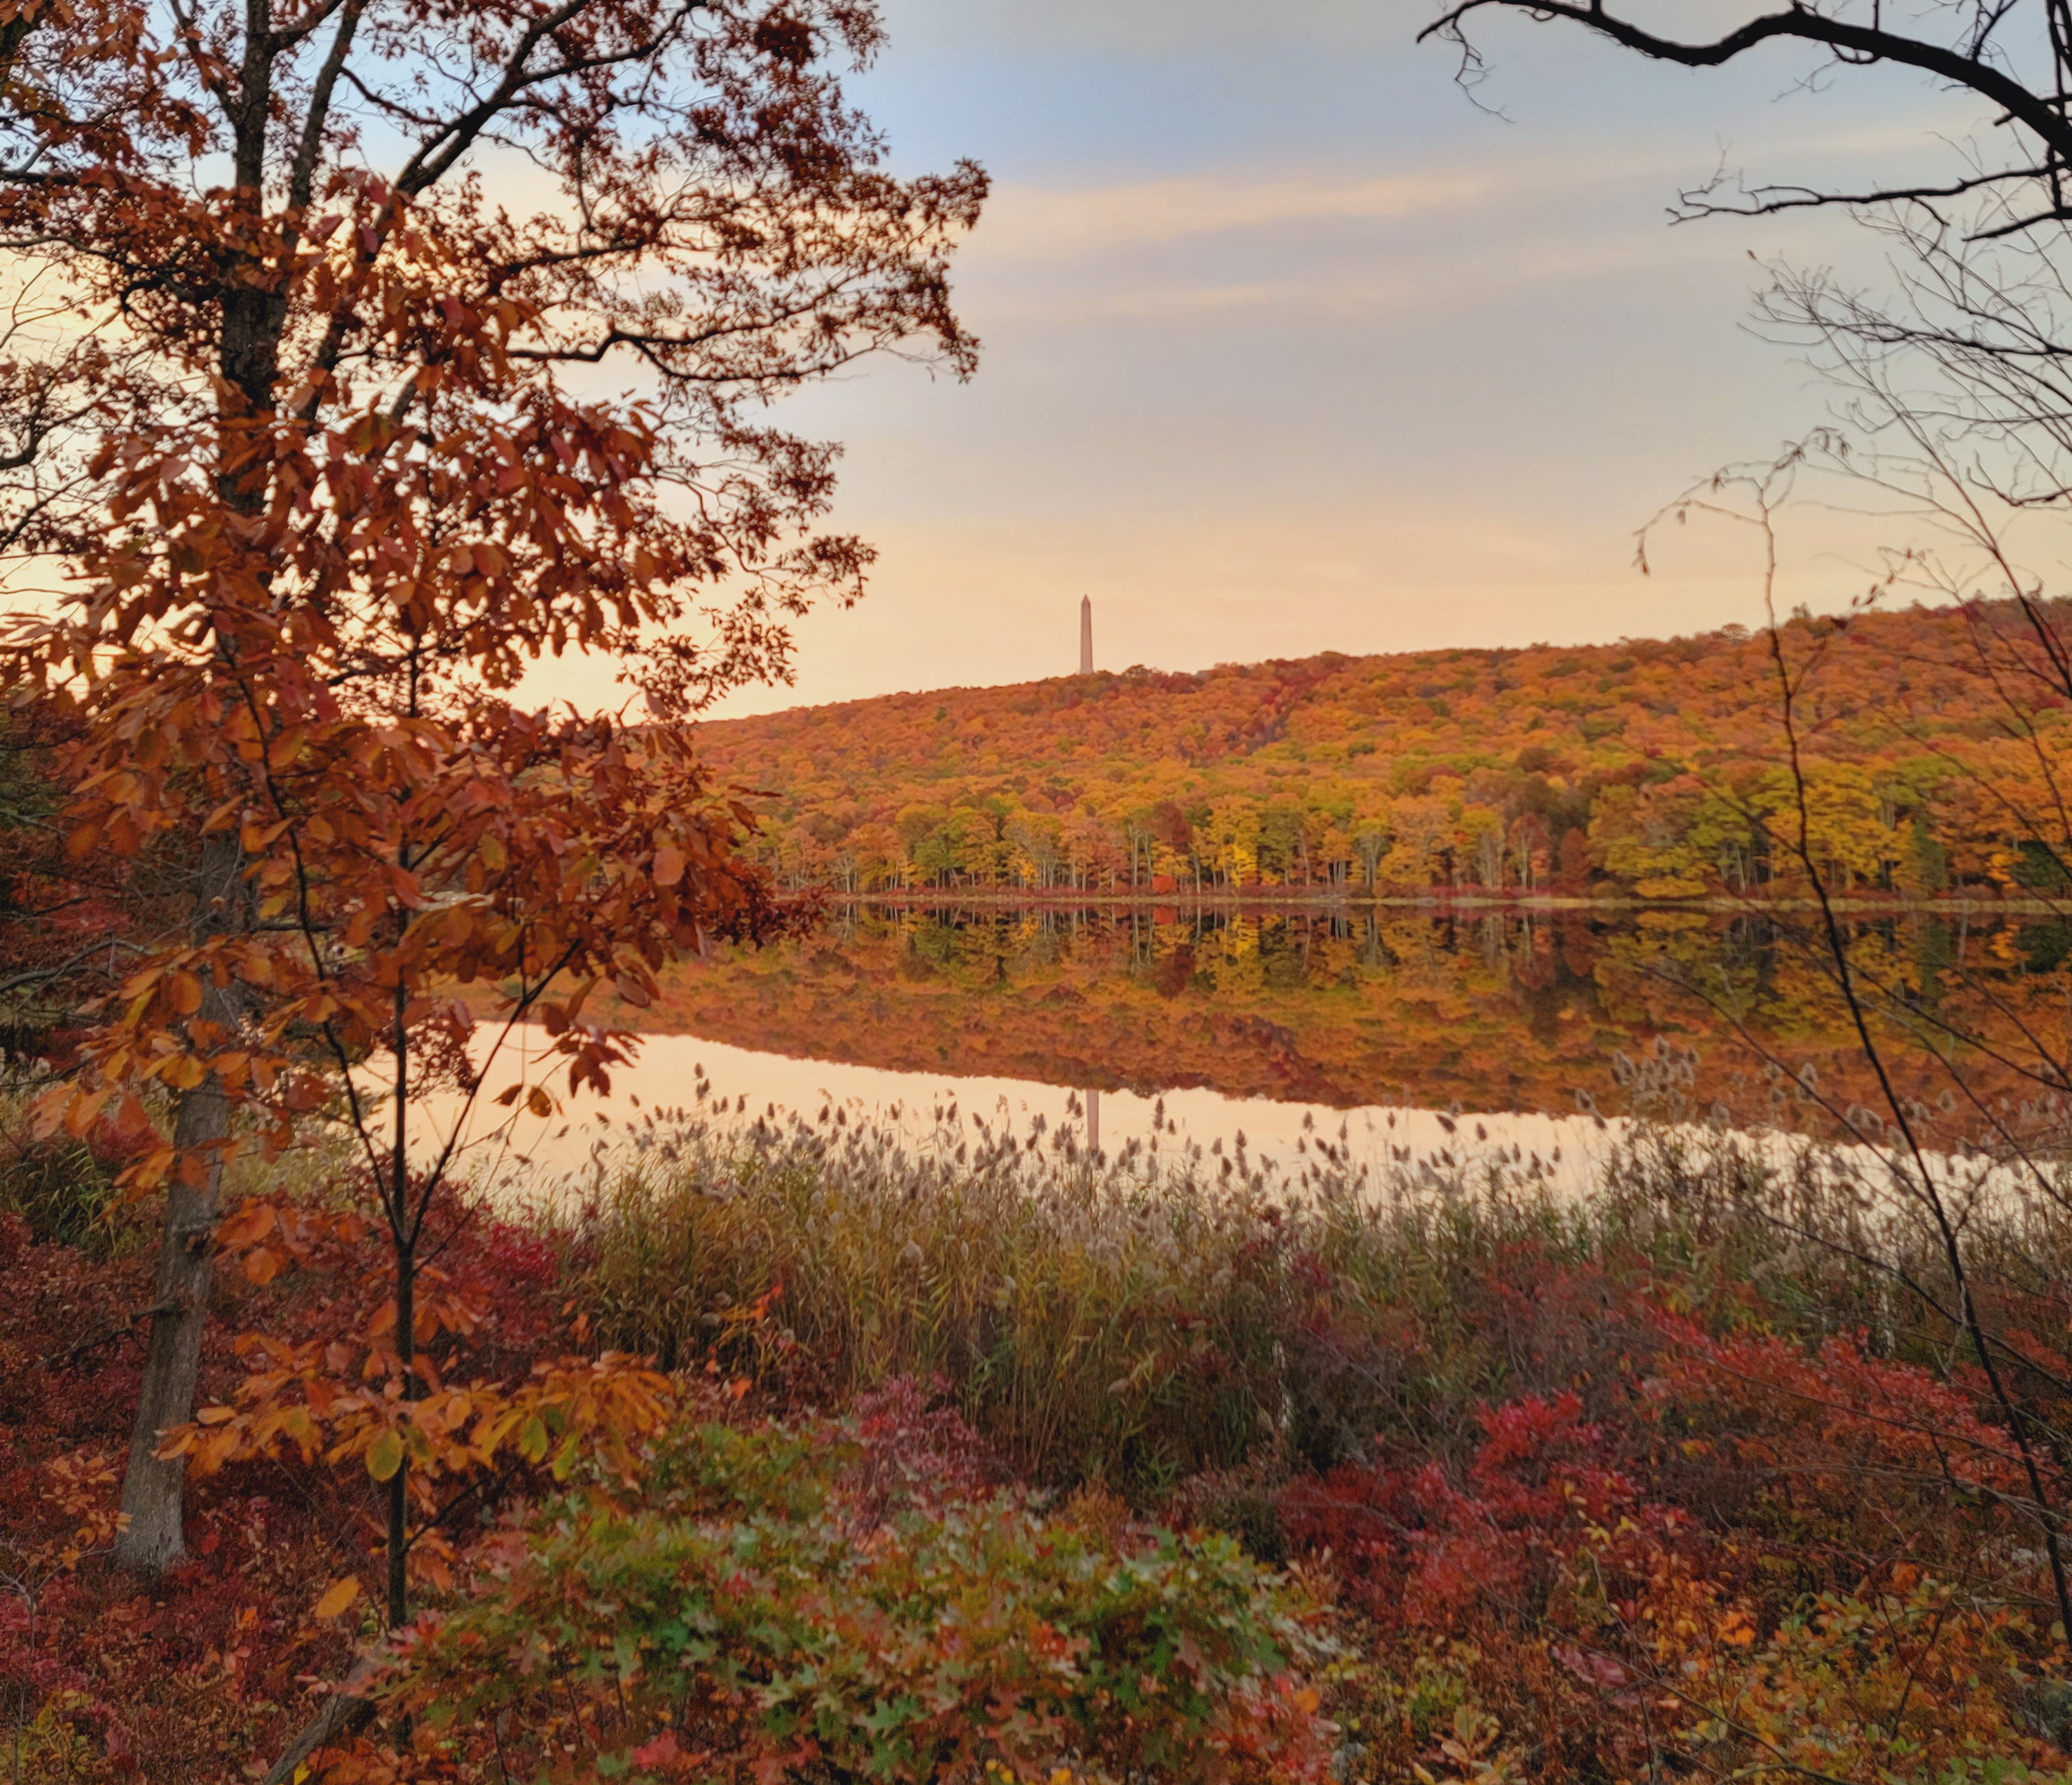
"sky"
657,1,1988,717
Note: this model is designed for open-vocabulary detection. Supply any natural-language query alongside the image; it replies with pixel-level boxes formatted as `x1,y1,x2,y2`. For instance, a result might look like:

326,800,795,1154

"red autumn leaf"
631,1732,681,1767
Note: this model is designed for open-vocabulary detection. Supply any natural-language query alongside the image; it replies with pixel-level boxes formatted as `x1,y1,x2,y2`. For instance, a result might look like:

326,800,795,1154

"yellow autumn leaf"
366,1427,405,1482
314,1576,361,1621
1719,1609,1758,1647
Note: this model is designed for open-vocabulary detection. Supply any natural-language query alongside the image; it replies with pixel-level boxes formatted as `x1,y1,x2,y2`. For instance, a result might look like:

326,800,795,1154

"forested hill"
691,601,2072,899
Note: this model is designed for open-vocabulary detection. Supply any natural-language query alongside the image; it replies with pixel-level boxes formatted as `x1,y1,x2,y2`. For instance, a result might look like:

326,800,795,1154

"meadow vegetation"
8,1087,2068,1782
548,1100,2072,1785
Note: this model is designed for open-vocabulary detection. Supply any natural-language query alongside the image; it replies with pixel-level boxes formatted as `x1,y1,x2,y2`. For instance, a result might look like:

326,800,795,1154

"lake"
437,900,2072,1190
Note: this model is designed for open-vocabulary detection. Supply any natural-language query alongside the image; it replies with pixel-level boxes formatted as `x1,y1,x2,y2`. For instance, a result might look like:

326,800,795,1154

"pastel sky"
660,1,1986,717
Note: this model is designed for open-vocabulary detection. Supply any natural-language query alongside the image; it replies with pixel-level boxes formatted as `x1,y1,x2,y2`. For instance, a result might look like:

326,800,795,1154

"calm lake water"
439,901,2072,1190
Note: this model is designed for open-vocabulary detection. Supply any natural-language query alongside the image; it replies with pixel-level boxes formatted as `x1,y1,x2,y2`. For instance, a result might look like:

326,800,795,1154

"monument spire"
1079,594,1093,675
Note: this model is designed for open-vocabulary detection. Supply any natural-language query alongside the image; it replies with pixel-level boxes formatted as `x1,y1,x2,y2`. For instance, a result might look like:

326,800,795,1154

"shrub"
369,1409,1334,1784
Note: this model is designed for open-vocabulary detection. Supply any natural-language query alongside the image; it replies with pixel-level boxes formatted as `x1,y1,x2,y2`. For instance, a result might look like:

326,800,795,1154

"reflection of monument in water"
1086,1087,1100,1154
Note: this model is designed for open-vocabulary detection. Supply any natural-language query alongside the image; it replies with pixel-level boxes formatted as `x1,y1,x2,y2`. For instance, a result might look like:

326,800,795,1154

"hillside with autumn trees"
702,600,2065,899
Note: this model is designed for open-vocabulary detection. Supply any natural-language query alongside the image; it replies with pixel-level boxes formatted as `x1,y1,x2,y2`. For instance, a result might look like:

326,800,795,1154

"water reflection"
591,904,2060,1130
438,901,2072,1183
451,1026,1640,1195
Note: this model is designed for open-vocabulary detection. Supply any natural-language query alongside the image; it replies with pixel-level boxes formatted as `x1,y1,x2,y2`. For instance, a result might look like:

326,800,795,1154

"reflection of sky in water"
408,1025,1654,1202
369,1016,2033,1222
377,905,2072,1203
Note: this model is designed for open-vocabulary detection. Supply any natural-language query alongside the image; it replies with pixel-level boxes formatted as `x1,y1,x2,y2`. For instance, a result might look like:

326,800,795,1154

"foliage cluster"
577,1107,2072,1785
381,1395,1328,1783
0,0,988,1593
696,602,2060,901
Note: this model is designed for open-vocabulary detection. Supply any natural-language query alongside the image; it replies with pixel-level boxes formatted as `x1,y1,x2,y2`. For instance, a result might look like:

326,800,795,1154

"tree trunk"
111,1062,228,1574
113,831,244,1576
387,1239,414,1628
114,67,288,1578
258,1657,381,1785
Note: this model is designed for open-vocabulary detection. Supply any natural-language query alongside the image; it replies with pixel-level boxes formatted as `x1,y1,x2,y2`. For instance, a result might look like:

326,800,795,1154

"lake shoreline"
794,888,2060,916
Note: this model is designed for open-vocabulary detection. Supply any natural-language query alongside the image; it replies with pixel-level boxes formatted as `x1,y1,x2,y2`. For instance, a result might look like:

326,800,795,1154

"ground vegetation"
3,1102,2068,1784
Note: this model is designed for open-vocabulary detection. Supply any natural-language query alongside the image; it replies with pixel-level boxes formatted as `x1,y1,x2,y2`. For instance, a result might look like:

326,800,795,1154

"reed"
557,1085,2051,1499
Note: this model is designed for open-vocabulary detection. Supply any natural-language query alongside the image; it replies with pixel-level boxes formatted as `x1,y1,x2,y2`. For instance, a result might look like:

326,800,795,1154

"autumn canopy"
0,0,984,1583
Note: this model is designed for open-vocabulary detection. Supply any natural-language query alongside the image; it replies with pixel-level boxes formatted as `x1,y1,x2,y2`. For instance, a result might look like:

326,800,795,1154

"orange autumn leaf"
314,1576,361,1621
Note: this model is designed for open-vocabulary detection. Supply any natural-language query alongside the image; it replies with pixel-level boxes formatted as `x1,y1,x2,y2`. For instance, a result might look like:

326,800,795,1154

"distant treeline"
693,600,2070,900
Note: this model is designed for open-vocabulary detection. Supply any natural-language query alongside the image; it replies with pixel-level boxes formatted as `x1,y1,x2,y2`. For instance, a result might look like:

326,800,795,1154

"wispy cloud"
893,0,1397,56
973,169,1501,262
967,225,1749,327
964,115,1959,274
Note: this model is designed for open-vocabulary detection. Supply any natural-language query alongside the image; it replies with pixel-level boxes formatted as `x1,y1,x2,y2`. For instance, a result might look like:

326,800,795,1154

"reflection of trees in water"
869,904,1754,1015
648,902,2072,1133
1596,907,2072,1151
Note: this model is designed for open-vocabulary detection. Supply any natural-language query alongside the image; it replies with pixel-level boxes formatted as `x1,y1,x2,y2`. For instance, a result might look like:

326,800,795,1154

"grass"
565,1085,2031,1501
5,1074,2069,1784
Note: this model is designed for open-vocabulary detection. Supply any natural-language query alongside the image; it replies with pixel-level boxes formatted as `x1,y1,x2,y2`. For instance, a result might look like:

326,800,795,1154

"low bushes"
390,1402,1332,1784
6,1097,2072,1784
575,1102,1967,1496
567,1103,2072,1785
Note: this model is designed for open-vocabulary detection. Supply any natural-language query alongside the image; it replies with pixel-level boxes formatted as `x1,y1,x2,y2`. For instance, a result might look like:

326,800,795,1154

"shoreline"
789,889,2055,917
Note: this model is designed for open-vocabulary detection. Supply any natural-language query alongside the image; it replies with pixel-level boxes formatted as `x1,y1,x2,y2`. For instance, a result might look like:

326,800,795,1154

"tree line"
702,602,2064,899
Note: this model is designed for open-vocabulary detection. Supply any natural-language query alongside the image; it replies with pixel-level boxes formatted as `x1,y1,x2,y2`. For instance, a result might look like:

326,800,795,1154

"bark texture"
112,832,244,1575
109,1069,227,1573
257,1658,381,1785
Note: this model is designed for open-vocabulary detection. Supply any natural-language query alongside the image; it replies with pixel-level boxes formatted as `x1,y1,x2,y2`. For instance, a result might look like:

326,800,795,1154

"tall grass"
562,1088,2041,1500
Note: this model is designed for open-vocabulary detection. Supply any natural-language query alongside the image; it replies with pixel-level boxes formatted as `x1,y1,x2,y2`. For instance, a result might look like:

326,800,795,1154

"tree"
1423,0,2072,247
1352,805,1392,891
848,819,903,891
1589,779,1712,899
1460,801,1504,889
1421,0,2072,1632
1379,794,1454,891
1205,797,1261,889
1007,809,1064,889
1506,812,1549,890
1,0,984,1585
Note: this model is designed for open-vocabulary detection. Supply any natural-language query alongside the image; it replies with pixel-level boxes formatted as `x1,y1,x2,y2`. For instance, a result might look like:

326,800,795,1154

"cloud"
888,0,1397,56
973,169,1500,262
961,214,1754,327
